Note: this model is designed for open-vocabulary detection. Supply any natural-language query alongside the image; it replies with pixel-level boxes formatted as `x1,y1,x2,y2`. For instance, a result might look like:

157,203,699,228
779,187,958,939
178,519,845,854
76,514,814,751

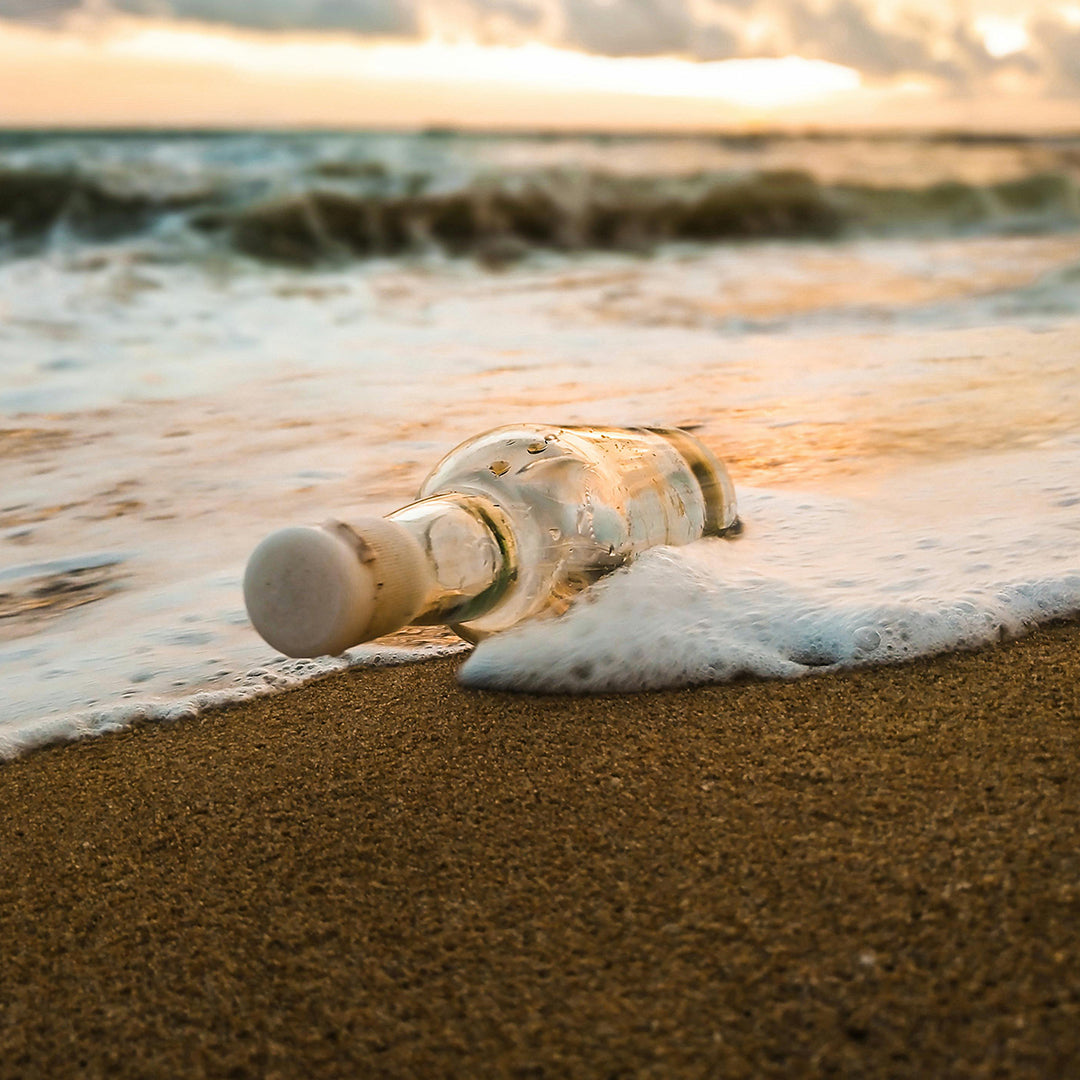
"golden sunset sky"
1,0,1078,130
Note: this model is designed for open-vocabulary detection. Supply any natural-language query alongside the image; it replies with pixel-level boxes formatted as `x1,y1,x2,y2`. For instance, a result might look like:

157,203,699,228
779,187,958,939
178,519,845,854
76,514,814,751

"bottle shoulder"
418,425,590,504
417,423,737,535
411,424,735,639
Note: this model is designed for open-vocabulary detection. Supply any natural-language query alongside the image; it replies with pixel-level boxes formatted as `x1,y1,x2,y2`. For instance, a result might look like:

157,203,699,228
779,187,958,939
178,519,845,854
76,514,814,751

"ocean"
1,128,1079,757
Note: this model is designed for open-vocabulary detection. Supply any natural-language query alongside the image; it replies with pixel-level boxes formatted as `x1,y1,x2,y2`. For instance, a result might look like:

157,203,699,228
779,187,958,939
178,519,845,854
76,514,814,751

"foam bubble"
0,642,465,763
461,458,1080,694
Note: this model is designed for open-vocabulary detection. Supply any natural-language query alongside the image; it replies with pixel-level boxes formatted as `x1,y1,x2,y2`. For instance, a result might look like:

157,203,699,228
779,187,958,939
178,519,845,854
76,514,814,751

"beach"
2,127,1080,1075
3,622,1079,1077
4,129,1080,748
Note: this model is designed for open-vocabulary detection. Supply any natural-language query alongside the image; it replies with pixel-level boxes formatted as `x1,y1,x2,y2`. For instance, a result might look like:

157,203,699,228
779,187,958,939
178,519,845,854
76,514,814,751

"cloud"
0,0,81,20
110,0,419,34
0,0,1073,100
560,0,742,59
1029,14,1080,91
553,0,1013,88
561,0,695,56
782,0,949,78
743,0,1045,92
421,0,551,46
470,0,544,26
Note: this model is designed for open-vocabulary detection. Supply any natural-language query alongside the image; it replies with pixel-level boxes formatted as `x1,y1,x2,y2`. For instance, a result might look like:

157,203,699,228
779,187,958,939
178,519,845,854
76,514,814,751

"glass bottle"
244,424,738,657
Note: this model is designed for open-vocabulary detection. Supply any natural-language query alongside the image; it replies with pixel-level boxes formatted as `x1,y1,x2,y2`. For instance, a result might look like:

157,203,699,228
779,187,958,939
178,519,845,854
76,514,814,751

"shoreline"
2,623,1079,1077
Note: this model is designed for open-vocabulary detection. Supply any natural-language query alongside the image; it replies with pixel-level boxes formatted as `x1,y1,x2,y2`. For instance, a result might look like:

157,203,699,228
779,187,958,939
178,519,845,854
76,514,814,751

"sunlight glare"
973,14,1030,58
104,22,860,109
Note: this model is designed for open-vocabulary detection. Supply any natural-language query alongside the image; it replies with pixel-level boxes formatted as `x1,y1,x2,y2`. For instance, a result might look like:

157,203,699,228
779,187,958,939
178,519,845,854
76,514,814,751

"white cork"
243,518,430,657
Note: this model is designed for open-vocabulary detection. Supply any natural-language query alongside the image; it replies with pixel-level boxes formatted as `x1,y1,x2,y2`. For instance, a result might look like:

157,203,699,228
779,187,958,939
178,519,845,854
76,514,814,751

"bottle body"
391,424,737,642
244,423,737,658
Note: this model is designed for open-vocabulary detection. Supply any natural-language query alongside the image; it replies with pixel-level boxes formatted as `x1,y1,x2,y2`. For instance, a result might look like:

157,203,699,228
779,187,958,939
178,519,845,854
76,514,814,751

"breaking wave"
2,129,1080,265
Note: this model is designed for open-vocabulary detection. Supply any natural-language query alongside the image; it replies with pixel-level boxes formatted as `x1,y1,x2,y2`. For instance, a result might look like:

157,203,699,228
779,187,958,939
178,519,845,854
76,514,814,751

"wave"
2,161,1080,265
0,168,206,249
460,477,1080,693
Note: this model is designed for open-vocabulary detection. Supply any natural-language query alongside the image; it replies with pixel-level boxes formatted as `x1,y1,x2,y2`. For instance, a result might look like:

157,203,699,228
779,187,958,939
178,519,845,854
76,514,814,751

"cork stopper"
243,518,430,657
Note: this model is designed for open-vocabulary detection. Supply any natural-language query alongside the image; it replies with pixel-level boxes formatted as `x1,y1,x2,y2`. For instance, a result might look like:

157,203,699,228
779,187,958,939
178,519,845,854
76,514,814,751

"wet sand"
2,624,1079,1078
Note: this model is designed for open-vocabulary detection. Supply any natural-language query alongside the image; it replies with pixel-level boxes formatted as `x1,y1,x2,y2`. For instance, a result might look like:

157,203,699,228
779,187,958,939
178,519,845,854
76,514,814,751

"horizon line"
2,122,1079,142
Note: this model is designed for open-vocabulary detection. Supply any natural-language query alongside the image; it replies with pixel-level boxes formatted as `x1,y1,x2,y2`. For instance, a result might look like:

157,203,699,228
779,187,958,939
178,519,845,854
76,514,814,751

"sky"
1,0,1079,130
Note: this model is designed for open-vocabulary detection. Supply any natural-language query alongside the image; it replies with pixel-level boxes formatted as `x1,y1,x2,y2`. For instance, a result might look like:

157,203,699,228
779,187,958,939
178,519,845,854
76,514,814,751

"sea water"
1,130,1079,757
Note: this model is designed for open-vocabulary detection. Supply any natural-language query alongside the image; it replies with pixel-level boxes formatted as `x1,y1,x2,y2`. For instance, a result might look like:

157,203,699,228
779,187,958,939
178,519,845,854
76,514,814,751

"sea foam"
461,451,1080,693
0,642,465,762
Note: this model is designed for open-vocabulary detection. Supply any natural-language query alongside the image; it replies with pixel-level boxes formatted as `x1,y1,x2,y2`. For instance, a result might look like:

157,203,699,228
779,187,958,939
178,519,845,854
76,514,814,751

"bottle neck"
386,492,517,625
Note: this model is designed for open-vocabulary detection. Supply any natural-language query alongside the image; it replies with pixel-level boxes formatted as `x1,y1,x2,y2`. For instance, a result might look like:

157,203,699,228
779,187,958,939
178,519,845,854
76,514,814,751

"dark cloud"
112,0,418,34
693,21,739,61
782,0,959,79
561,0,696,56
556,0,738,58
0,0,80,20
554,0,1000,80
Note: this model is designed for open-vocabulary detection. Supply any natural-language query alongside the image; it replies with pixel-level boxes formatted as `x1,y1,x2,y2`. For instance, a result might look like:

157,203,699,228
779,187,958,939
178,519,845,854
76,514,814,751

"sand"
2,624,1079,1079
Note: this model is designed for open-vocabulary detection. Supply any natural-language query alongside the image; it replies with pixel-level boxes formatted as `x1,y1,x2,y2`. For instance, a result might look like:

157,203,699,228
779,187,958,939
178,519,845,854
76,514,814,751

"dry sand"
2,623,1079,1078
